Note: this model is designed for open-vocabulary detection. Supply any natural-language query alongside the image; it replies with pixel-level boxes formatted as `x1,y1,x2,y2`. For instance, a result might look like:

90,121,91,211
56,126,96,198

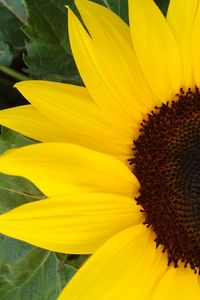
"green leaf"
0,238,49,297
3,253,77,300
0,41,12,66
0,4,26,52
56,253,89,269
0,2,26,72
0,127,44,213
0,173,45,213
23,0,170,83
23,0,81,83
0,126,36,148
0,0,27,24
0,128,77,299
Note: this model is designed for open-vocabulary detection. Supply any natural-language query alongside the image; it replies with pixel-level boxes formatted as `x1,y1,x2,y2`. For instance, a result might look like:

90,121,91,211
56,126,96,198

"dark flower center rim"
128,87,200,274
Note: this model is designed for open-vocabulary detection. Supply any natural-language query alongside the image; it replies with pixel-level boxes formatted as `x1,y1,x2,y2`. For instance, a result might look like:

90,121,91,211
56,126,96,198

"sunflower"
0,0,199,298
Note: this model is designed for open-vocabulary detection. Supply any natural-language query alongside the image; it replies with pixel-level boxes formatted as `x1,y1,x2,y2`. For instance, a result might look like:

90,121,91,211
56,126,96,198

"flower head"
0,0,199,299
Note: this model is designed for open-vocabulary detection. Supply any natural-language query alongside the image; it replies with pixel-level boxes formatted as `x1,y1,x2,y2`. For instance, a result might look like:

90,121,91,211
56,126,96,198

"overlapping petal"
69,1,156,125
167,0,198,88
0,105,71,142
151,266,200,299
15,80,133,156
129,0,182,101
0,143,138,197
0,193,142,253
192,2,200,87
0,1,199,299
58,225,168,300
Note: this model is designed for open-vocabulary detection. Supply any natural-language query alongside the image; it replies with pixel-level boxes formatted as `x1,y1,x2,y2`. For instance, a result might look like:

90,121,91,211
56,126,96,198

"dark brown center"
129,88,200,273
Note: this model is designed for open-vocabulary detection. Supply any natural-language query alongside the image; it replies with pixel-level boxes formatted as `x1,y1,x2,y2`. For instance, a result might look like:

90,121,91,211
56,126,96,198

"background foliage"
0,0,169,298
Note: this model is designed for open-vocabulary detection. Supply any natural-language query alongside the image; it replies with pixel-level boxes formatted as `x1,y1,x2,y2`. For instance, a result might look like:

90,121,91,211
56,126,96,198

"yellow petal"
0,105,71,142
192,2,200,87
167,0,198,88
58,225,168,300
68,8,130,124
74,0,156,115
15,80,132,156
0,143,138,197
151,266,200,300
0,193,142,254
129,0,182,101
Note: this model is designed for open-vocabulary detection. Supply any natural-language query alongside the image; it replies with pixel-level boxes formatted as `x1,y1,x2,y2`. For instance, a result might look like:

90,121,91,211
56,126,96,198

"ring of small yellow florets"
129,88,200,274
